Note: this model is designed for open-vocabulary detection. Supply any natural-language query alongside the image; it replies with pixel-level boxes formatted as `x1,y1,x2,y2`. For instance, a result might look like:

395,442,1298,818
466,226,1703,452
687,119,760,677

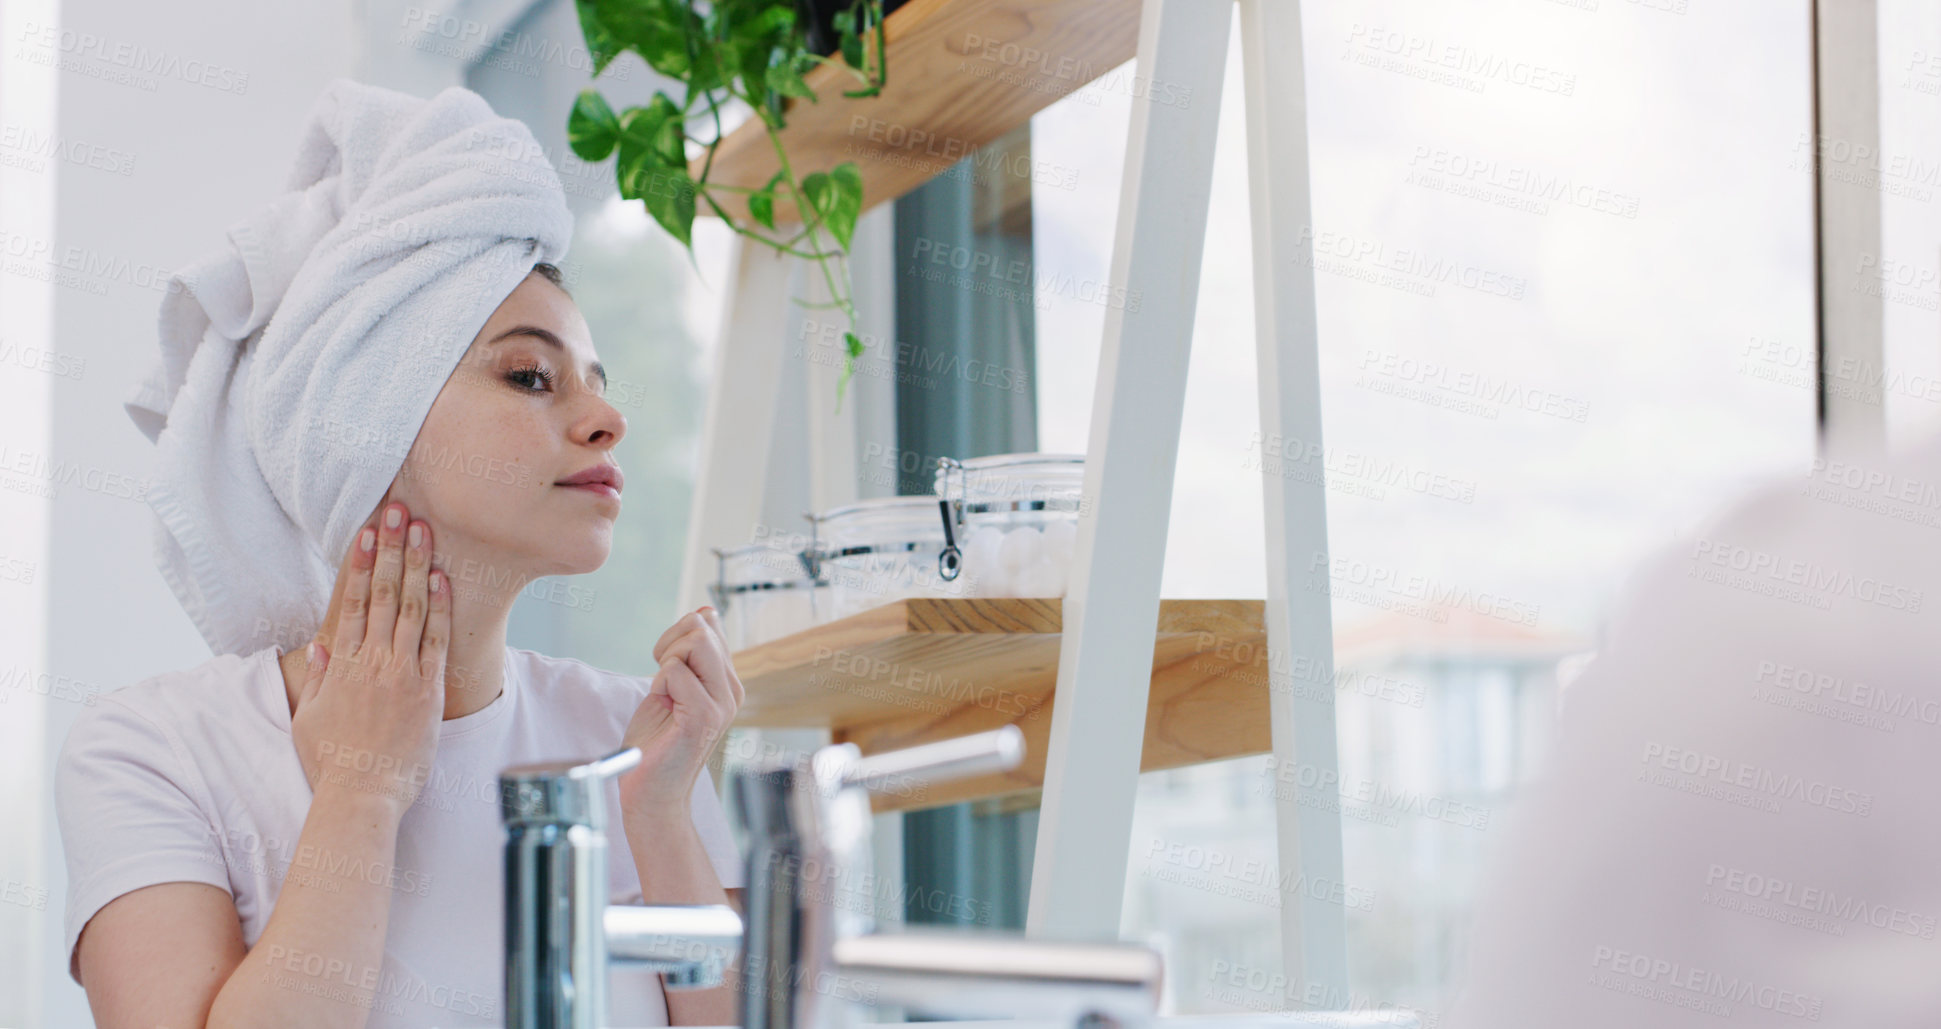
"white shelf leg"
1025,0,1238,941
1812,0,1883,449
676,238,796,611
1240,0,1348,1003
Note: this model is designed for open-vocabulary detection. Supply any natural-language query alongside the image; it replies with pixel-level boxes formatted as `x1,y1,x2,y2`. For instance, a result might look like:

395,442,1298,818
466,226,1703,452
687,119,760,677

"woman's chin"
545,535,612,577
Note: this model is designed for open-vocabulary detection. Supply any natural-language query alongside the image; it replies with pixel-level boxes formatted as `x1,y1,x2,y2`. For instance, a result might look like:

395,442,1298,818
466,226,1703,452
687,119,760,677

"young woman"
56,262,747,1028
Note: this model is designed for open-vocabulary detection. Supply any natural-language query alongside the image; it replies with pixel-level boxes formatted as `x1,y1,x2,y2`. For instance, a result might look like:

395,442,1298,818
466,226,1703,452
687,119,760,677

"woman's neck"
277,575,519,721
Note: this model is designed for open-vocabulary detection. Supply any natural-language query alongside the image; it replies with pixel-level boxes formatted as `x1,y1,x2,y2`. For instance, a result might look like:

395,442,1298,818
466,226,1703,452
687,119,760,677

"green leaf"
739,43,771,101
643,167,698,248
839,25,865,71
567,89,622,162
614,95,681,178
647,93,687,167
872,3,888,88
686,10,729,95
598,0,692,78
800,170,830,224
731,4,796,47
835,330,864,413
748,188,775,230
765,62,817,100
801,166,863,250
573,0,625,78
825,162,865,250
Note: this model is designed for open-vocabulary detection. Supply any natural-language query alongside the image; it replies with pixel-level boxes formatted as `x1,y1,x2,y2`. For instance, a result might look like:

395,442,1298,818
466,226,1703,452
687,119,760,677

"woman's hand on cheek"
617,606,743,818
291,502,450,820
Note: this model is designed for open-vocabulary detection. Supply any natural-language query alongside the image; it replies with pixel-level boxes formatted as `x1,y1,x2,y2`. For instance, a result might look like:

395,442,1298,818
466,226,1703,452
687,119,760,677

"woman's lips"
557,482,620,501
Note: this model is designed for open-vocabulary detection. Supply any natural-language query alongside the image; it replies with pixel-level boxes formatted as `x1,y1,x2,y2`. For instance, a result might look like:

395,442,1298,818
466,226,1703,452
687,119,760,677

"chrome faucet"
731,726,1166,1029
502,726,1164,1029
501,747,742,1029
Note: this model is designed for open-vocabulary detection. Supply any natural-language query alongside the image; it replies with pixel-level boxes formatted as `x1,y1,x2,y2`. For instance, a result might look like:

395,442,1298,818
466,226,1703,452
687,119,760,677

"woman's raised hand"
617,606,744,816
291,500,451,820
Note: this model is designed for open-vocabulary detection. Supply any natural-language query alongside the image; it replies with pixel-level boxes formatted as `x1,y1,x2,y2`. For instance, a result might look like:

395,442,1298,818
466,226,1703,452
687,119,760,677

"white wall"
0,0,61,1023
5,1,907,1021
10,2,358,1022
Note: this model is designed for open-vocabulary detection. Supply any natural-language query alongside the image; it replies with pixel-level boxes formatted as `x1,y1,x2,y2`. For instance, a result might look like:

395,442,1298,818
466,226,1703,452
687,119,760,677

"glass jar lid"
709,542,818,607
810,495,952,550
934,453,1086,512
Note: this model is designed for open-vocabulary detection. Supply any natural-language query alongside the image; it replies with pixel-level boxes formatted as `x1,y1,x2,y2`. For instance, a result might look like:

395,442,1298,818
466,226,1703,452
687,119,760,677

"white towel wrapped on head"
125,76,574,657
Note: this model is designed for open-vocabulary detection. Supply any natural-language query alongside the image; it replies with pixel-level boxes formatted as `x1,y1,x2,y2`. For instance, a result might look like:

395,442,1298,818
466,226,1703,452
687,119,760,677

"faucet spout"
731,726,1169,1029
830,930,1163,1023
604,903,742,989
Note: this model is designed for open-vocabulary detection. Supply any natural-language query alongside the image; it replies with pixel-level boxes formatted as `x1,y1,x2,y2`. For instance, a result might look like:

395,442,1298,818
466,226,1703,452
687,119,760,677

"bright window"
1030,1,1814,1016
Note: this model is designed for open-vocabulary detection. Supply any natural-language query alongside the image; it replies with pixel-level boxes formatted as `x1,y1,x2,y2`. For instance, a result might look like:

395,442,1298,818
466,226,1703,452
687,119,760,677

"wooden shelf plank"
730,597,1271,813
691,0,1141,223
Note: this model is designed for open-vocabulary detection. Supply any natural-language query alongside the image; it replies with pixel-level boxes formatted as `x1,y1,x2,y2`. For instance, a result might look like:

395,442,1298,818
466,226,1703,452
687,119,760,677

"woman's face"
377,270,627,593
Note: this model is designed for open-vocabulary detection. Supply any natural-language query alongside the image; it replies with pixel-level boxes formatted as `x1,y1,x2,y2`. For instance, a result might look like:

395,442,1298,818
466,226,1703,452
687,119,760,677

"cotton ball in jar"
963,526,1006,580
1014,560,1063,598
1041,519,1078,568
998,525,1044,573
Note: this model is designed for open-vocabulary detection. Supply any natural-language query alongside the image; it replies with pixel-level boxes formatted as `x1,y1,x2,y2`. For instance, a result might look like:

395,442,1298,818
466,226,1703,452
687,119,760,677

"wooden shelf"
692,0,1141,223
730,597,1271,813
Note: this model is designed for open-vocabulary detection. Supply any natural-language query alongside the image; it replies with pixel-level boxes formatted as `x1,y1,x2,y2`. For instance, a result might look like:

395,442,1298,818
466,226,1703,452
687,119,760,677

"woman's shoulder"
71,646,283,741
56,646,284,817
506,645,650,722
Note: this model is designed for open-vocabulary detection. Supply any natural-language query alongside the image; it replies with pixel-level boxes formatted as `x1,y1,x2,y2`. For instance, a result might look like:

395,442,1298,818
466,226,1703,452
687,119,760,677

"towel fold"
125,77,574,657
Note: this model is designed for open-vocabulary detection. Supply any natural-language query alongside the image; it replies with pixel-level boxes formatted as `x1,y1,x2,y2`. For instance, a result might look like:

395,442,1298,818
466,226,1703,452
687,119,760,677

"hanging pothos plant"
567,0,888,408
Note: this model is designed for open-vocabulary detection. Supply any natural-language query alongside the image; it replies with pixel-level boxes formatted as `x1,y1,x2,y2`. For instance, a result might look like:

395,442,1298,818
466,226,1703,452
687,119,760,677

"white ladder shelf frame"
677,0,1347,1004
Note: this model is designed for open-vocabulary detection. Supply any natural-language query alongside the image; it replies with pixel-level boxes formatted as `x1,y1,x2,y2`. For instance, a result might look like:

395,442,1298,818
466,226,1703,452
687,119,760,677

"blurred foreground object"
1448,432,1941,1027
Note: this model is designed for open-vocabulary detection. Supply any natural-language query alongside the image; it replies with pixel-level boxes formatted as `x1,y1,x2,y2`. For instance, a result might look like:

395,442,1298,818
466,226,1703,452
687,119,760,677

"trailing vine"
567,0,889,409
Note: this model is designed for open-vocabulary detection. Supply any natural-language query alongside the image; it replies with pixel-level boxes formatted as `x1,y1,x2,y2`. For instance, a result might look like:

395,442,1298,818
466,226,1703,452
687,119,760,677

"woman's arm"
618,606,747,1027
625,804,742,1026
77,786,408,1029
76,501,449,1029
201,787,409,1028
74,783,411,1029
74,882,244,1029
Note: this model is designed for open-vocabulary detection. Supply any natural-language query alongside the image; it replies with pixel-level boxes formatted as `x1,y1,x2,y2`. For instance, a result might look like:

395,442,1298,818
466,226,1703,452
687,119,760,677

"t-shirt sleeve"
689,765,745,890
55,696,231,983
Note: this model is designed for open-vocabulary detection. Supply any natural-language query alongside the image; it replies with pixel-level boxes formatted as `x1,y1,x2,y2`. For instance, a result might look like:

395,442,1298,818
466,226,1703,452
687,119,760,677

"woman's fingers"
393,519,431,657
661,626,742,709
366,502,408,657
334,525,378,661
660,656,721,725
298,642,330,708
697,605,727,646
695,607,742,706
651,611,698,664
653,607,724,664
421,566,451,684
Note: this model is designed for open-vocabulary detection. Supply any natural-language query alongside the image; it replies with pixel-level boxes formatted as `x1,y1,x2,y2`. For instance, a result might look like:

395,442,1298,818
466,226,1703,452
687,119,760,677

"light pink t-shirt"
55,643,745,1028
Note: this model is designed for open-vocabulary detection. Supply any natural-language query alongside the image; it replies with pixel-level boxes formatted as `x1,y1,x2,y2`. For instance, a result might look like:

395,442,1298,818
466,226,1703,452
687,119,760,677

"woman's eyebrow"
489,326,607,391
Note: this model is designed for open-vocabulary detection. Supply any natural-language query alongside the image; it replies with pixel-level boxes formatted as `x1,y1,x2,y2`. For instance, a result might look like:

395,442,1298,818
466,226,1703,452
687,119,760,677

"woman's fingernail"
408,523,423,548
306,641,319,664
361,528,376,552
386,507,402,529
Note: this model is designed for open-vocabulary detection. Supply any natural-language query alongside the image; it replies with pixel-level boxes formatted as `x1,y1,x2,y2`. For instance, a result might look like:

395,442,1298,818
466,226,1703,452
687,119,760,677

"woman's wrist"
619,788,692,826
618,764,700,820
310,775,412,826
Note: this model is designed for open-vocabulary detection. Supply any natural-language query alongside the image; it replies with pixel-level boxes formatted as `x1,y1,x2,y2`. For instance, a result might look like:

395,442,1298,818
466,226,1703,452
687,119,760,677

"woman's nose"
575,392,627,448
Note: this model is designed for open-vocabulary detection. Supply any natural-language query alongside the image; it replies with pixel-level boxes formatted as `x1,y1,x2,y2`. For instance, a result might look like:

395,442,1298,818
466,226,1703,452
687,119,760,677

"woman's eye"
507,364,555,392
